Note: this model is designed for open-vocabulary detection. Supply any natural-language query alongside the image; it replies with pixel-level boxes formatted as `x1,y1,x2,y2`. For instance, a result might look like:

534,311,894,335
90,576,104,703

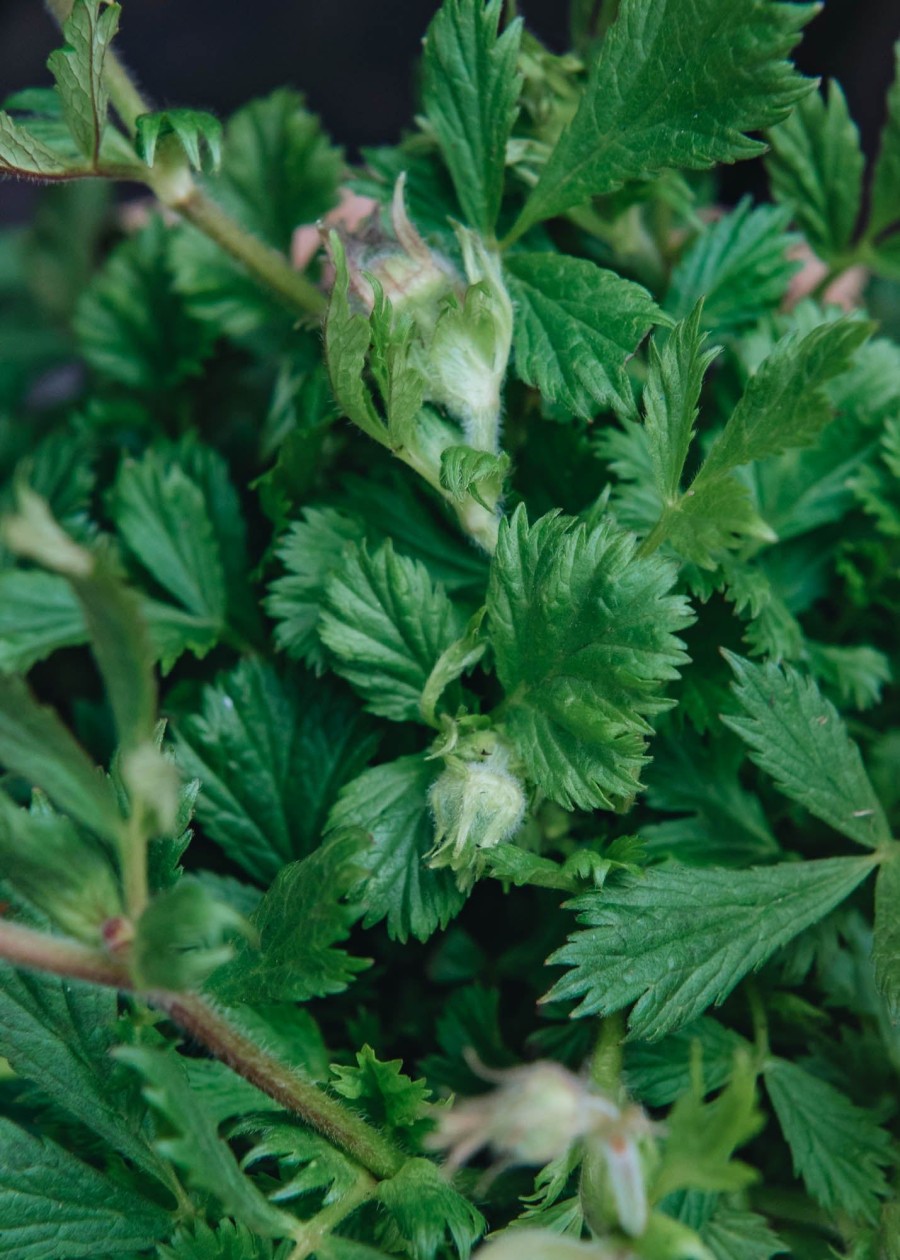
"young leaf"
173,659,378,883
487,507,691,810
47,0,120,165
702,1205,787,1260
642,306,720,504
722,652,892,849
131,877,251,990
0,1116,169,1260
158,1221,292,1260
510,0,814,239
0,112,71,178
319,539,466,723
376,1158,485,1260
331,1046,432,1142
326,754,467,942
0,569,87,672
766,82,864,263
870,46,900,240
118,1045,296,1237
208,830,370,1004
665,200,800,334
504,252,662,418
546,857,875,1039
873,854,900,1021
439,446,509,510
421,0,522,236
135,108,223,172
763,1057,893,1222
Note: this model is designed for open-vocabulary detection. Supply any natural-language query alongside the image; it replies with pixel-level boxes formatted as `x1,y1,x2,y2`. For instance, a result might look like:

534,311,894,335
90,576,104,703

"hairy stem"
287,1171,376,1259
0,920,129,988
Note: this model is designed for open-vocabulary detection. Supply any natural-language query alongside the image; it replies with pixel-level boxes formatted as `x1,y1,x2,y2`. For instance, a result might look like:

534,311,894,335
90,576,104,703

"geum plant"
1,0,900,1256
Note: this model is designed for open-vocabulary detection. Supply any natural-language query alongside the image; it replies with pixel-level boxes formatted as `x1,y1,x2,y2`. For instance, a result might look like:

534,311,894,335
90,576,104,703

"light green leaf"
766,82,864,262
504,251,661,419
873,854,900,1021
320,539,466,723
0,1117,169,1259
643,306,720,503
702,1205,787,1260
132,877,251,990
439,445,509,510
113,447,227,627
75,216,214,390
665,200,800,334
764,1057,892,1222
421,0,522,236
546,856,875,1038
722,652,891,848
487,506,691,810
208,831,370,1004
135,108,222,172
331,1045,432,1141
47,0,120,165
173,658,378,884
870,46,900,240
377,1158,485,1260
510,0,814,238
324,234,382,438
267,506,367,671
419,609,487,727
327,754,467,942
0,569,88,671
0,112,71,178
0,672,122,844
118,1045,296,1237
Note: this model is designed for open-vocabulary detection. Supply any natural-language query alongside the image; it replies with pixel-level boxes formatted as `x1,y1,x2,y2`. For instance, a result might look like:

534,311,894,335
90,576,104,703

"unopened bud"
427,746,526,888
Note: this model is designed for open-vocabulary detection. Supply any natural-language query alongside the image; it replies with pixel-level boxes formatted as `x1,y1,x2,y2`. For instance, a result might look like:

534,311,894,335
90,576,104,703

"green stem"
590,1011,626,1096
287,1171,376,1259
0,920,129,988
636,509,675,559
152,992,406,1181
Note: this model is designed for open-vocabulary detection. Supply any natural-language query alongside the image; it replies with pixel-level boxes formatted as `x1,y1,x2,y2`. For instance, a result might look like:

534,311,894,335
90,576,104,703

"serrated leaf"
510,0,814,238
722,652,891,848
326,754,467,943
0,1116,169,1259
320,539,466,723
870,46,900,241
136,109,222,172
504,251,661,419
377,1158,485,1260
487,506,691,810
236,1117,359,1207
331,1045,432,1141
439,446,509,509
701,1204,787,1260
764,1057,892,1222
546,857,875,1039
75,216,214,390
665,200,800,334
158,1221,292,1260
0,569,88,671
0,112,71,178
766,82,864,262
643,306,720,503
267,507,367,671
421,0,521,236
47,0,120,165
208,831,369,1004
118,1045,295,1237
624,1017,750,1107
132,877,251,990
873,854,900,1021
173,658,378,883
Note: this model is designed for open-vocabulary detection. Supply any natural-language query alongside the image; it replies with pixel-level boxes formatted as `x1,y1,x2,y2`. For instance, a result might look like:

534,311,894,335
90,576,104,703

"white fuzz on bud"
427,746,526,887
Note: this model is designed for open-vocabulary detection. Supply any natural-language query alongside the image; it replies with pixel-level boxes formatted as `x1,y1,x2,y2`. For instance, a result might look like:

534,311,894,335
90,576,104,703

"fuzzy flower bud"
427,746,526,887
475,1230,637,1260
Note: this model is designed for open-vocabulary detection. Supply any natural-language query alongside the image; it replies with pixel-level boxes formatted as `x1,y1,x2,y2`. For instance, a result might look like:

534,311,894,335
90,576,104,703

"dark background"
1,0,900,223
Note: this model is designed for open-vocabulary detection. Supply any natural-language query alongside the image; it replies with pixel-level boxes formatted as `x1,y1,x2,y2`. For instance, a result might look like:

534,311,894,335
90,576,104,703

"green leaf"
624,1017,750,1107
510,0,814,238
267,507,367,670
330,1045,432,1141
326,754,467,942
0,1116,169,1259
118,1045,296,1238
135,108,222,172
0,112,71,178
0,672,122,844
642,307,720,503
208,830,370,1004
376,1158,485,1260
113,447,227,628
158,1222,291,1260
75,217,214,390
132,877,251,990
873,854,900,1021
487,506,691,810
439,445,509,509
0,569,88,672
766,82,864,262
721,652,891,849
701,1204,787,1260
0,964,171,1181
320,539,466,723
665,200,800,334
504,251,662,419
546,857,875,1039
652,1050,763,1200
47,0,120,165
421,0,522,236
870,46,900,240
763,1057,892,1222
174,658,378,883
